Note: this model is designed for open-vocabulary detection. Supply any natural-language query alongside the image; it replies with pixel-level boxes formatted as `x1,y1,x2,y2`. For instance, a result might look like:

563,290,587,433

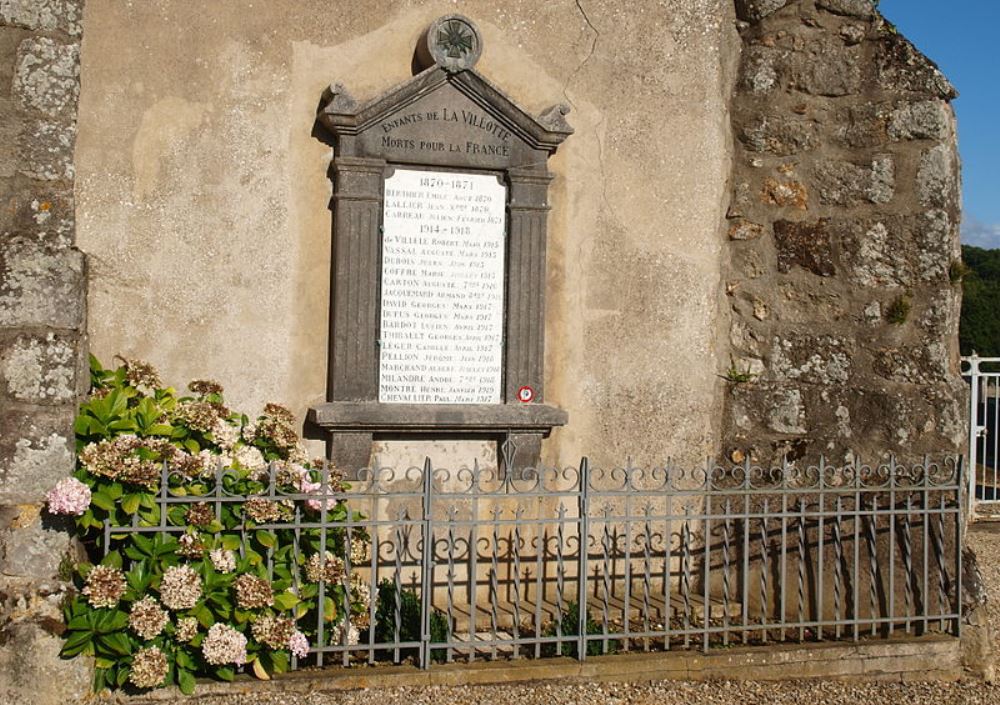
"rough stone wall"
723,0,965,464
0,1,91,702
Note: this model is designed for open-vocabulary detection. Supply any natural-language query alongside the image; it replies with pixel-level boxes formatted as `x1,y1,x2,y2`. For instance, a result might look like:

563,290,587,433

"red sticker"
517,386,535,403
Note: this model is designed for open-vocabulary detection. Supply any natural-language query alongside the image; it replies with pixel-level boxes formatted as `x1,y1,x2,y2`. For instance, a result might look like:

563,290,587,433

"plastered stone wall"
722,0,965,464
0,1,92,702
75,0,738,470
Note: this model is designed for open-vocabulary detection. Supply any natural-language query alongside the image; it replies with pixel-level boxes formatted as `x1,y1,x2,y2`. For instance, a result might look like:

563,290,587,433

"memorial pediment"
319,66,572,170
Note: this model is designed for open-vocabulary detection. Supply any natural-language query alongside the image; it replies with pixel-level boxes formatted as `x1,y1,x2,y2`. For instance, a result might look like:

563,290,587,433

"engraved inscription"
377,108,512,158
379,168,506,404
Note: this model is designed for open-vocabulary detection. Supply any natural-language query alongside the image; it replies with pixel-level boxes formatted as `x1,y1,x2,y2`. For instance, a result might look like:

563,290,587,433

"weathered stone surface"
734,0,792,23
832,103,886,149
815,0,875,18
0,238,85,328
0,182,74,245
770,334,852,385
0,509,74,578
888,100,951,141
834,218,912,288
874,344,951,385
761,177,808,209
728,219,764,241
0,620,92,704
813,155,894,206
730,384,807,435
0,407,74,504
789,39,861,97
0,332,79,404
0,0,83,36
917,144,957,209
738,114,817,155
915,209,953,281
724,0,962,463
768,387,806,434
773,218,834,276
0,26,28,98
13,37,79,118
17,118,75,181
0,98,20,178
838,23,866,45
740,45,784,95
876,33,957,100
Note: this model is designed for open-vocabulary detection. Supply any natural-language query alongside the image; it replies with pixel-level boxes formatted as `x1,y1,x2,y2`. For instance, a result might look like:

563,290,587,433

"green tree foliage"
961,245,1000,356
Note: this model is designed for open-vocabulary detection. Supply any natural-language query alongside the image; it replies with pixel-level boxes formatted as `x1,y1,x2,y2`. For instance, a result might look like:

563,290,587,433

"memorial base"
307,402,567,478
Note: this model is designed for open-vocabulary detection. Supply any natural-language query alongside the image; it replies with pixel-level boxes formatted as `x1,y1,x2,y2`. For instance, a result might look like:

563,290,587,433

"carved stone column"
505,168,554,404
327,156,384,469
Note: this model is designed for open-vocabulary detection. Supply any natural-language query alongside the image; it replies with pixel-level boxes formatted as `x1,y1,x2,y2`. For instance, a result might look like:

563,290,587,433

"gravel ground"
151,523,1000,705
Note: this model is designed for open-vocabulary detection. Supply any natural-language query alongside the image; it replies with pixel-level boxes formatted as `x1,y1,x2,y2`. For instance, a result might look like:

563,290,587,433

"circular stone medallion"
426,14,482,72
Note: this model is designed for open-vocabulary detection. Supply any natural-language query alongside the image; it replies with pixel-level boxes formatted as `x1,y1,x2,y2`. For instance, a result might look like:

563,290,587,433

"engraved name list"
378,168,506,404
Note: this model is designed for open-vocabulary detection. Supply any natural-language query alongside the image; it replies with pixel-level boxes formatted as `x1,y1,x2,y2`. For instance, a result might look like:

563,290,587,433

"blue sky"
878,0,999,248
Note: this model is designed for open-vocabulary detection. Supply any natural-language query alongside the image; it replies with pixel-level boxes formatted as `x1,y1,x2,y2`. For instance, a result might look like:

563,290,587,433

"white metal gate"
962,354,1000,515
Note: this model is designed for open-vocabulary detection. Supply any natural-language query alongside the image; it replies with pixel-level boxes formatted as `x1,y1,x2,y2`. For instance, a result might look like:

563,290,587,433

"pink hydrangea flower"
45,477,91,516
288,630,309,659
296,475,333,512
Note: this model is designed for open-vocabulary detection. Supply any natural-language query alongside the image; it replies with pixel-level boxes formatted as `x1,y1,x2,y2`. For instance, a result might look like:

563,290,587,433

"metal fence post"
420,456,434,669
956,457,964,638
967,354,980,515
577,457,590,661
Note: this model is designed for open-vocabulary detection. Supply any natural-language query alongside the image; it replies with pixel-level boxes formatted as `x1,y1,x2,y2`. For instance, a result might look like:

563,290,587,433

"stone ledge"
308,401,568,434
129,635,962,702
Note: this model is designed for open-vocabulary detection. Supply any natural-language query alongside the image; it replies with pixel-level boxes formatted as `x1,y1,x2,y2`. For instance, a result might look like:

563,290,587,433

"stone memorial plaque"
378,168,506,404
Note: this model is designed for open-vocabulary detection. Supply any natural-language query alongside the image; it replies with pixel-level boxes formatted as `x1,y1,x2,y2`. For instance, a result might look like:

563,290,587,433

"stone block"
740,45,784,95
0,97,21,179
770,334,852,385
813,155,894,206
13,36,79,119
730,384,807,435
0,406,74,504
0,0,83,36
0,26,30,98
917,144,957,209
888,100,951,141
728,219,764,241
789,39,862,97
833,218,913,288
761,177,808,209
832,103,887,149
873,344,951,386
773,218,835,276
0,509,75,579
0,181,74,245
876,34,957,100
734,0,792,23
914,209,954,282
738,115,818,155
0,331,80,404
17,118,75,181
816,0,876,18
0,238,85,329
0,620,92,705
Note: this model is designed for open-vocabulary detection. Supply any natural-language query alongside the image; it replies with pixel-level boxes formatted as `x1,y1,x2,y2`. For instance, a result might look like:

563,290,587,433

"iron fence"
963,354,1000,514
103,455,963,670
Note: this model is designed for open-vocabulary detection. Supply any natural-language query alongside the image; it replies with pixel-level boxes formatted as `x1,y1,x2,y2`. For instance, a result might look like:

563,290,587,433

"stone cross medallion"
425,14,482,71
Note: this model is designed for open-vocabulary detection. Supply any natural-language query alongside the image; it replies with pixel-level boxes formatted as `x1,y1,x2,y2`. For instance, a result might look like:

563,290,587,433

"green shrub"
371,580,448,662
541,600,617,658
51,356,369,694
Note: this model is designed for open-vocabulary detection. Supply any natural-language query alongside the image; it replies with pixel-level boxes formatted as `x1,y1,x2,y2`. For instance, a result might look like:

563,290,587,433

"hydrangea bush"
52,356,371,693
